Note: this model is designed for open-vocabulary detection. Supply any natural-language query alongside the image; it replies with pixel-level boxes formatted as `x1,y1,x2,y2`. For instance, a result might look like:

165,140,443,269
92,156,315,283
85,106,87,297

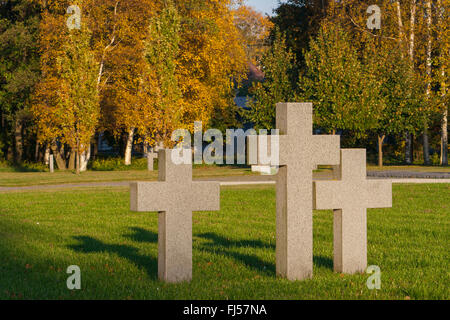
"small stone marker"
251,165,273,175
49,154,54,173
147,152,158,171
314,149,392,274
276,102,340,280
248,134,279,175
130,149,220,283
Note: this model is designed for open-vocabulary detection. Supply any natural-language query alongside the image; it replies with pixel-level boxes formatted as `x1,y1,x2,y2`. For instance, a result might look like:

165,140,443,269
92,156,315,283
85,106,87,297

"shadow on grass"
124,227,158,243
313,255,333,270
69,229,333,280
198,232,275,250
196,232,276,276
198,232,334,272
68,234,158,279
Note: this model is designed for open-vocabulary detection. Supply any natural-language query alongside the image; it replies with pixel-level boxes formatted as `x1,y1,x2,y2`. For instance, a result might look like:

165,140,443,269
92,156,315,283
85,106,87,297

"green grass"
0,184,448,300
0,166,256,187
1,160,449,188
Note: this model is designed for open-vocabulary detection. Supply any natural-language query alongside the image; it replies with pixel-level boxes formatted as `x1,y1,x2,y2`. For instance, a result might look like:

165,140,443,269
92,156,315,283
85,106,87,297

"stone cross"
147,152,158,171
49,154,54,173
276,103,340,280
314,149,392,274
130,149,220,283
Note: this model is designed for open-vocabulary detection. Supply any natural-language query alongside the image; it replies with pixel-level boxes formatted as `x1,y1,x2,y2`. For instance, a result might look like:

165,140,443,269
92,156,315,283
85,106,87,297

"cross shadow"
124,227,158,243
199,232,334,273
68,234,158,279
196,232,276,276
198,232,275,250
313,255,333,270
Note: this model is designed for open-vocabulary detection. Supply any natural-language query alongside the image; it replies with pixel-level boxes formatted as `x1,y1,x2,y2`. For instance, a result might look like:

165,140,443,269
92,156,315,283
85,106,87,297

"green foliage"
58,26,100,153
431,153,441,166
90,157,151,171
0,159,47,172
271,0,324,67
243,30,297,130
298,23,383,136
368,45,425,136
0,0,41,161
143,2,182,142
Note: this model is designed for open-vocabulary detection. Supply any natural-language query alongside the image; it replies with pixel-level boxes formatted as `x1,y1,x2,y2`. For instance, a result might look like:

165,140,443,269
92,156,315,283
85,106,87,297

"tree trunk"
423,128,430,165
76,151,80,175
80,144,91,172
92,135,98,161
44,145,50,165
405,133,413,164
6,144,13,162
423,0,431,166
409,0,416,64
143,140,149,155
68,150,76,170
395,1,405,39
124,128,135,166
14,119,23,163
378,134,385,168
442,107,448,165
405,2,416,165
34,140,40,162
437,0,448,166
50,140,67,170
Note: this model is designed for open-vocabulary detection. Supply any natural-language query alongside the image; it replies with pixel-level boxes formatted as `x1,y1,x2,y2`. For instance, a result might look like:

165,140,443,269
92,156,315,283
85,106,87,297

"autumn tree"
33,1,99,173
91,0,155,165
143,1,182,147
176,0,247,132
234,4,273,67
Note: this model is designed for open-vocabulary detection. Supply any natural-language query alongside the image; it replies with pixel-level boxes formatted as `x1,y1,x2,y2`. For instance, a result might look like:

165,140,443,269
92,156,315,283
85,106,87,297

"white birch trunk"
124,128,135,166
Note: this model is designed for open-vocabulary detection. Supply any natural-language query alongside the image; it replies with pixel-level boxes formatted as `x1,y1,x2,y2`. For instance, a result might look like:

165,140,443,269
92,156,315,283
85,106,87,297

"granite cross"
276,102,340,280
130,149,220,283
314,149,392,274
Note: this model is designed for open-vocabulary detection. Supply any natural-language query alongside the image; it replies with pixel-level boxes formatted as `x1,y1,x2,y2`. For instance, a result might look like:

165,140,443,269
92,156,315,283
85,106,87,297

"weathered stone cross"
130,149,220,283
146,151,158,171
314,149,392,274
276,102,340,280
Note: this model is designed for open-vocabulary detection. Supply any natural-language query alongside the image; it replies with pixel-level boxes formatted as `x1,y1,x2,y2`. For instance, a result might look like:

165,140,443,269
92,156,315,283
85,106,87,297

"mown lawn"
0,184,448,300
0,165,256,187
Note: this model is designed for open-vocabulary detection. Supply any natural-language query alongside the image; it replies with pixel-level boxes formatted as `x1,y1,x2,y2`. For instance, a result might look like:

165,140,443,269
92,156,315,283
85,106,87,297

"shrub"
90,157,149,171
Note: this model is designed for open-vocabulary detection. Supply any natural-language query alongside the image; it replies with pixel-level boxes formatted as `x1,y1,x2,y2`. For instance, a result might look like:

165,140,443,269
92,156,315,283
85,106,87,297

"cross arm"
312,135,341,167
130,182,171,212
313,180,343,210
190,181,221,211
366,180,392,209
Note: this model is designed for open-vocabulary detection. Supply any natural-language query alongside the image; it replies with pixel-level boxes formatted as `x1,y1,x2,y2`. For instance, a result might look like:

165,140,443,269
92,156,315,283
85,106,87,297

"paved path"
368,171,450,179
0,174,447,193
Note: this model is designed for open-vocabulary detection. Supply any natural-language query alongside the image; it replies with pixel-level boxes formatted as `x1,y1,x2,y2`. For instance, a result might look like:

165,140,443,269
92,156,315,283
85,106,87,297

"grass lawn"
0,183,448,300
0,166,257,187
1,164,449,188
